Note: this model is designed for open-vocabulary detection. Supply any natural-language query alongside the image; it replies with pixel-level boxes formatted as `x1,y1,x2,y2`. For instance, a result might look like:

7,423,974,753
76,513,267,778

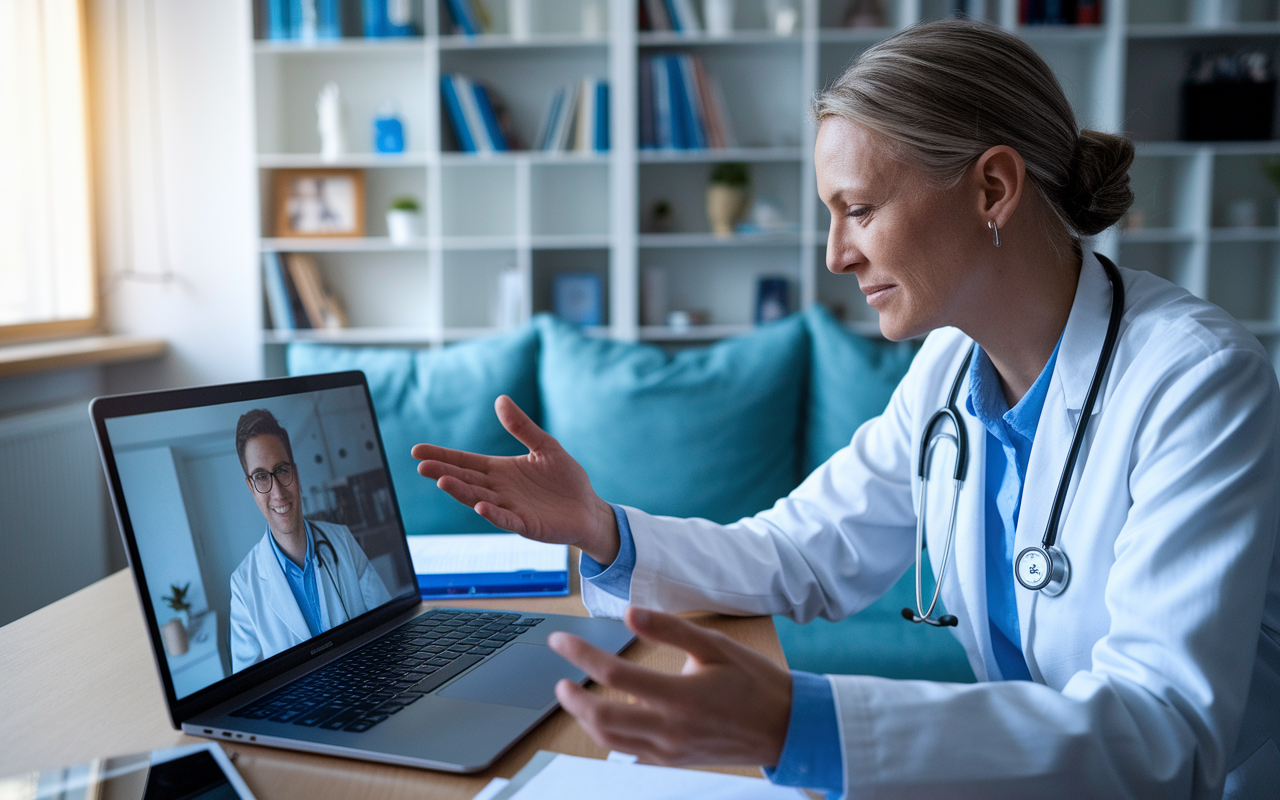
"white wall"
88,0,262,393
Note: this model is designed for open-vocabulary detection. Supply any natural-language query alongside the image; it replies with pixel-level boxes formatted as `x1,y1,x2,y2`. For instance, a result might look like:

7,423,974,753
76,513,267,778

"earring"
988,220,1001,248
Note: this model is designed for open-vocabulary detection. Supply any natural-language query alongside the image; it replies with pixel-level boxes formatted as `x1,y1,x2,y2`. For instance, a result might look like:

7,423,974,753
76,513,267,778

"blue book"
262,253,296,330
472,83,509,151
362,0,386,36
678,56,706,149
440,75,476,152
665,56,693,148
652,56,673,148
443,0,478,35
384,0,415,36
663,0,683,32
317,0,342,38
267,0,291,39
536,87,566,151
594,80,610,152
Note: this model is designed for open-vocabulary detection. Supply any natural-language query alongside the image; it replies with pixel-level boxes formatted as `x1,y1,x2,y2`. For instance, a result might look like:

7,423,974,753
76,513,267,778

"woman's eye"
847,207,871,219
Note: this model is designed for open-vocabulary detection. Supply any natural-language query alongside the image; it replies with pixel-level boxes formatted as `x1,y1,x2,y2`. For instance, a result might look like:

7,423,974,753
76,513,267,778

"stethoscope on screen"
903,254,1125,628
311,522,352,624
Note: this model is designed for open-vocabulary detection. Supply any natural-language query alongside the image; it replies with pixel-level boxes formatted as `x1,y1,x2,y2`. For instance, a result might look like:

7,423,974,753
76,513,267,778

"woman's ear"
973,145,1025,230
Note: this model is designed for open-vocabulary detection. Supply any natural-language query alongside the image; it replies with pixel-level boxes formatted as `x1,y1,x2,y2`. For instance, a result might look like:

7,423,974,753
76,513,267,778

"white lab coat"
230,520,392,673
583,251,1280,798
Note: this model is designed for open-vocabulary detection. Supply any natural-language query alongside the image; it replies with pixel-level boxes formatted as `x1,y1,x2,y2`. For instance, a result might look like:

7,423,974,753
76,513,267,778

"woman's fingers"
548,632,675,701
409,441,492,471
494,395,556,454
623,607,731,665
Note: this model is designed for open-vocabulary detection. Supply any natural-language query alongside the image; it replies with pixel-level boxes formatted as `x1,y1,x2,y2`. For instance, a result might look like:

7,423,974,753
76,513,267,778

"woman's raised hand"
411,395,621,565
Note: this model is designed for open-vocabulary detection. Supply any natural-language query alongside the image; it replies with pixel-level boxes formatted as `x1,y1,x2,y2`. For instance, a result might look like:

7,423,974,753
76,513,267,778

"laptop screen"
99,378,418,701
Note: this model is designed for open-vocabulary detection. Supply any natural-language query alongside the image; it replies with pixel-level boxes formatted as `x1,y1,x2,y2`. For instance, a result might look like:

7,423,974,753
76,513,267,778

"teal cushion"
286,328,541,536
803,305,917,475
788,306,972,682
536,314,808,523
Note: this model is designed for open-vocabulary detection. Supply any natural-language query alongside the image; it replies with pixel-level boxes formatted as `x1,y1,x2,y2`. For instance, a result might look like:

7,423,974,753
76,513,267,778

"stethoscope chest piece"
1015,544,1070,596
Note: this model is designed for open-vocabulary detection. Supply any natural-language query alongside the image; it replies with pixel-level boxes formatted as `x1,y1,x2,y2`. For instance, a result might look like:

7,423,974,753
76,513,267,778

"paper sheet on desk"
487,751,809,800
408,534,567,574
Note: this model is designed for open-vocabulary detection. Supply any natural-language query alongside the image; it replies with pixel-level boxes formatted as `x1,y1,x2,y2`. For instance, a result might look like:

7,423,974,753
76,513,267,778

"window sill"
0,335,167,379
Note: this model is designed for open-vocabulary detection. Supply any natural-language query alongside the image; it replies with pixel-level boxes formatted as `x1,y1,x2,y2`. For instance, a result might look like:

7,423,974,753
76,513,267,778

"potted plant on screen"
160,582,192,657
387,195,421,245
706,163,750,238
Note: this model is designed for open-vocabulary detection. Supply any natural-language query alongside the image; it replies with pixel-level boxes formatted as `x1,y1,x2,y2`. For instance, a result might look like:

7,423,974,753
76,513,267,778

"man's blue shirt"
268,520,324,637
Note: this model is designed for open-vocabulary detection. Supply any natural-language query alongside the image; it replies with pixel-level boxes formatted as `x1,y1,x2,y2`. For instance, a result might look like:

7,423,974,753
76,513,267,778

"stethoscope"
903,254,1125,627
310,522,352,624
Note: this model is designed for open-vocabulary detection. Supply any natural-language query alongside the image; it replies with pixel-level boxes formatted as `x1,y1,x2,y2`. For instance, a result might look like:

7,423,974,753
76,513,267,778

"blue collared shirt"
965,338,1062,683
267,520,324,637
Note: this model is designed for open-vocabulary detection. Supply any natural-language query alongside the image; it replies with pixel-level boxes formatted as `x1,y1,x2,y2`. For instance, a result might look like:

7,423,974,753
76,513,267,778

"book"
652,56,673,148
551,82,580,151
443,0,479,35
534,86,566,151
286,253,347,329
756,277,789,324
639,56,656,148
594,80,610,152
644,0,671,31
670,0,703,34
262,253,296,330
441,75,477,152
473,82,510,151
677,55,707,149
267,0,291,40
453,75,494,152
576,78,595,153
665,56,692,148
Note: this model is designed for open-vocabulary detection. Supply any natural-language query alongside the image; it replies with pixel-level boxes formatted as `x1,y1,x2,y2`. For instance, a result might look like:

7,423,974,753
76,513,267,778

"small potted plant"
160,582,192,657
706,163,750,238
387,195,421,245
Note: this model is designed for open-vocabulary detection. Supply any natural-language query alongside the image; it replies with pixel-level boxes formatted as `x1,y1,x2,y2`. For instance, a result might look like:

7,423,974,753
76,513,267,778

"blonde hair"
813,19,1133,237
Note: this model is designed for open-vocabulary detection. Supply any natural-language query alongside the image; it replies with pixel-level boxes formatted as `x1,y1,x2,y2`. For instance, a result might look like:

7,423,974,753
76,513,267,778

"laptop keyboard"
228,609,545,734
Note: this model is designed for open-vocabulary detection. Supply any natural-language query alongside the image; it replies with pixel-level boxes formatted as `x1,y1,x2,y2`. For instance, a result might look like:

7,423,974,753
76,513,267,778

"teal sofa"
287,308,975,683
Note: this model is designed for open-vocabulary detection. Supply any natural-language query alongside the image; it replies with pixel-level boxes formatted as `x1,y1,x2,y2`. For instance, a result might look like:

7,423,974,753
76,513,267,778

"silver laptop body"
91,371,633,772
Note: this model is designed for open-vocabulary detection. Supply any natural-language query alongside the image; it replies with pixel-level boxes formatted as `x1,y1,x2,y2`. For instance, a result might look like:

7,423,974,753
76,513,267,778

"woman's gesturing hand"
548,606,793,768
411,395,621,565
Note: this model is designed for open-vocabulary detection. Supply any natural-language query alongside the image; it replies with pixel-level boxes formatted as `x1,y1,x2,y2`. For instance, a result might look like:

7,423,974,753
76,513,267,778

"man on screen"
229,409,391,673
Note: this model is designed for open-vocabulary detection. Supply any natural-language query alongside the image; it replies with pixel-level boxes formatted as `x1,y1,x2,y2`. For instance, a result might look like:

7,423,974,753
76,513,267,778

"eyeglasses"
247,463,295,494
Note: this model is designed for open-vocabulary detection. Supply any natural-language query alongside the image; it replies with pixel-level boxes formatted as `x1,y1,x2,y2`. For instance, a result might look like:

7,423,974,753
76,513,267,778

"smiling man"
228,408,391,673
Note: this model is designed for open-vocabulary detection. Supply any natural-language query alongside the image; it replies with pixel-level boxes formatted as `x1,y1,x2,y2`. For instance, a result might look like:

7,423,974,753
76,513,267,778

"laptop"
90,370,634,772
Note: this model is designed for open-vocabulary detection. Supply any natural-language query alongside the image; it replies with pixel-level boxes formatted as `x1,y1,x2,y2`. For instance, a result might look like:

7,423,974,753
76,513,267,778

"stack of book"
1019,0,1102,25
442,0,492,35
639,54,734,150
260,0,416,40
533,78,611,153
441,74,522,153
638,0,703,33
262,253,349,331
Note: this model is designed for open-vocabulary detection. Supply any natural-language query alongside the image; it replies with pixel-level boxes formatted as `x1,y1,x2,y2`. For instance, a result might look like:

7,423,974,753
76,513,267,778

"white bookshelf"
249,0,1280,369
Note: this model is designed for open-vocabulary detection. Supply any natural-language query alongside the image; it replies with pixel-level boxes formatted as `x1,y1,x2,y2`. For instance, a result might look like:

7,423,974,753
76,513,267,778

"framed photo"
272,168,366,237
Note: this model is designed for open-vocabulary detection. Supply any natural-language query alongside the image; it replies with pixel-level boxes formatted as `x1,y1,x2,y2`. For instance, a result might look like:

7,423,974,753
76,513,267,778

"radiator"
0,401,109,627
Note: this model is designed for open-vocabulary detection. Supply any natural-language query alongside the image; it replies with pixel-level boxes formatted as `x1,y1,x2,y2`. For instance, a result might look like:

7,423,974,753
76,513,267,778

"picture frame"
272,168,366,238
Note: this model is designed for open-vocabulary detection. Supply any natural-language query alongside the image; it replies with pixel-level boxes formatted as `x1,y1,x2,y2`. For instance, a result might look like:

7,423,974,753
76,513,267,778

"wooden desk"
0,569,786,799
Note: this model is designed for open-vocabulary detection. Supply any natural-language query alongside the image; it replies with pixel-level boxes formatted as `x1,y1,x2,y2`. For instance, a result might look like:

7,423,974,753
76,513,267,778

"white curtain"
0,0,94,327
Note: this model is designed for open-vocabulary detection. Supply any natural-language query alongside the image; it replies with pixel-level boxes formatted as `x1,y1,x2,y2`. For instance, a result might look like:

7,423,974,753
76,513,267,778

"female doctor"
412,20,1280,798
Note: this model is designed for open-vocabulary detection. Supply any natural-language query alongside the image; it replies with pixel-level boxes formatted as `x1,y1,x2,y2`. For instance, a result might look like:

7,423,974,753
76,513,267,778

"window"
0,0,96,340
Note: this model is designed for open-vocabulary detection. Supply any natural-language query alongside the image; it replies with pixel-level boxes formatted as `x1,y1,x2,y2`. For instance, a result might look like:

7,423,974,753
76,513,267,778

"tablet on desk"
409,534,570,599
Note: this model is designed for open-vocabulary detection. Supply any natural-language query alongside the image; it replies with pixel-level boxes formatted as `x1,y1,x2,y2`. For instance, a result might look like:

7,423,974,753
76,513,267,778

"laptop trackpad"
437,643,586,710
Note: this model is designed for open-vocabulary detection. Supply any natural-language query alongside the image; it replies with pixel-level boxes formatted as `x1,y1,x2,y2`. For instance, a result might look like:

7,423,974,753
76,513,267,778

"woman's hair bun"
1061,130,1135,237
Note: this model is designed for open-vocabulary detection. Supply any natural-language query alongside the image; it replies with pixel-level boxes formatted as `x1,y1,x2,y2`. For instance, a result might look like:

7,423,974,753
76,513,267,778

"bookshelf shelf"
246,0,1280,374
253,37,427,55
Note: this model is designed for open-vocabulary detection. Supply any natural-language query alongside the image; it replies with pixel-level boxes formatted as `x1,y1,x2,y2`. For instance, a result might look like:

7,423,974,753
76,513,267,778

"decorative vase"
161,618,189,657
387,210,420,245
706,184,748,237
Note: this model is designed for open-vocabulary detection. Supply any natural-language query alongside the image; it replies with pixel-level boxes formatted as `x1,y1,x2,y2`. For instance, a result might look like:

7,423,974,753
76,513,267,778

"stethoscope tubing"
906,255,1124,625
310,522,352,624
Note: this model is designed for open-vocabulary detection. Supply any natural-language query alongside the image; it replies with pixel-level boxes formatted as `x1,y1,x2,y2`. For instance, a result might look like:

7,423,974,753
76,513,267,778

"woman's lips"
862,284,897,307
